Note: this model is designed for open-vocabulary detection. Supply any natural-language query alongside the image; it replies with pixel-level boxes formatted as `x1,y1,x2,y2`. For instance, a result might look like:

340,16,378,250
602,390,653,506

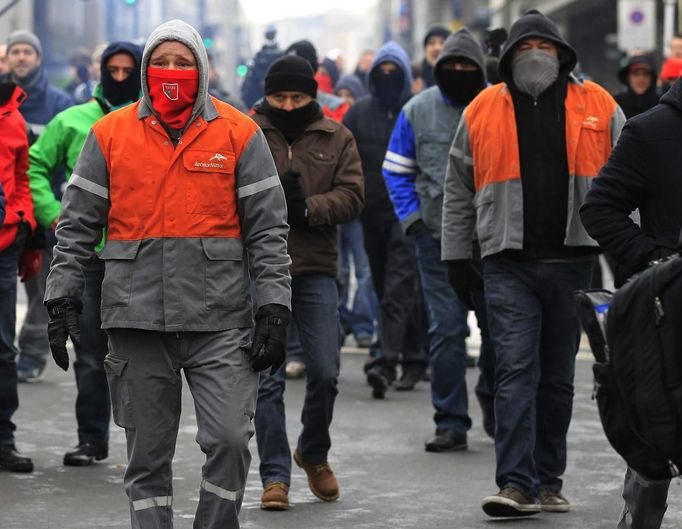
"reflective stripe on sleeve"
131,496,173,511
70,174,109,200
237,175,280,198
451,148,474,166
200,479,244,501
382,160,414,174
385,151,417,167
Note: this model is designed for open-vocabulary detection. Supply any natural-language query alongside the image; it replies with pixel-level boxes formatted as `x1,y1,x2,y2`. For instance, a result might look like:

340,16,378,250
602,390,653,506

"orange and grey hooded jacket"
45,20,291,331
441,11,626,261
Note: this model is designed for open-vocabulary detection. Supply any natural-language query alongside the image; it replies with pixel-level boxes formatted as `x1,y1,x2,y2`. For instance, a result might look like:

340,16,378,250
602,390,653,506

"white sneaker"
285,361,305,379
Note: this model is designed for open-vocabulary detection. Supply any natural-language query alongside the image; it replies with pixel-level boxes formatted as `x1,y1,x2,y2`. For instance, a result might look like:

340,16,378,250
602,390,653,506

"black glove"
13,214,32,249
406,219,428,237
46,297,82,371
446,260,484,311
280,170,308,227
249,303,291,375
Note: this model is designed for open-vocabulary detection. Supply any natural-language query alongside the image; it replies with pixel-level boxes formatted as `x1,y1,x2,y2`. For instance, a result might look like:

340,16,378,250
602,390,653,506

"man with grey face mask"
442,9,625,518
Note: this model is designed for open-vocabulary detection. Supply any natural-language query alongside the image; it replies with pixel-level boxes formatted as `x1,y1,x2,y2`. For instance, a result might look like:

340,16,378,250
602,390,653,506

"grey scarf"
512,49,559,99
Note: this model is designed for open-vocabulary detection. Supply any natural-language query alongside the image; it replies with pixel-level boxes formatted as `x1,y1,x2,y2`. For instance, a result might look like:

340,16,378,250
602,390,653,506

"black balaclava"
372,66,404,111
261,54,323,143
438,70,484,105
262,99,323,144
100,41,142,107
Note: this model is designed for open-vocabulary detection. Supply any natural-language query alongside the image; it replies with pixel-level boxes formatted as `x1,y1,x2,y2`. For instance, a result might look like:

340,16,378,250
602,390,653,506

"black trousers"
362,217,427,379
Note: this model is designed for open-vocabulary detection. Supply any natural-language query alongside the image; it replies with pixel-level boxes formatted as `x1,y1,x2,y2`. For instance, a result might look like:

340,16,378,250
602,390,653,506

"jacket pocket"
97,240,141,308
201,237,248,311
473,190,495,249
103,354,135,430
183,150,236,216
575,116,609,177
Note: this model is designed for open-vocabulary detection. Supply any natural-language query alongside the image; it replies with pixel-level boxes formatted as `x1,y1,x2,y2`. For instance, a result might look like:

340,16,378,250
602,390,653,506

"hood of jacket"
434,27,487,86
140,19,209,127
367,41,413,102
335,74,366,99
618,53,657,86
659,75,682,113
498,9,577,85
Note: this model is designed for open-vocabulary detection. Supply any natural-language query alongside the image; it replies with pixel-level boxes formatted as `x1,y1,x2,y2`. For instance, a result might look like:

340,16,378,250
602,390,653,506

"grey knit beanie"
7,30,42,56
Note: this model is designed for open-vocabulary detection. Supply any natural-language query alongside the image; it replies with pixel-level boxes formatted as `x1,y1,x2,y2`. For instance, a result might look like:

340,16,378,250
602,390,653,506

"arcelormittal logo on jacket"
194,153,229,169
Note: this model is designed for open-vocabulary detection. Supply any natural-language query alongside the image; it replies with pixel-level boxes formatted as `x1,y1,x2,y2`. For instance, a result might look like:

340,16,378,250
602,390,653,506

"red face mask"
147,67,199,128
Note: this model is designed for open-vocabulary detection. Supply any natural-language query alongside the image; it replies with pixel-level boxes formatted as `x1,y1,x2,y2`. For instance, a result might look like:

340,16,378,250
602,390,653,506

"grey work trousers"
105,328,258,529
618,467,671,529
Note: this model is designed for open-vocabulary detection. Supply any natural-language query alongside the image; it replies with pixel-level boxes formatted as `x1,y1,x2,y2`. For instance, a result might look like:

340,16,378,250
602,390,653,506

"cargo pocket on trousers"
104,355,136,430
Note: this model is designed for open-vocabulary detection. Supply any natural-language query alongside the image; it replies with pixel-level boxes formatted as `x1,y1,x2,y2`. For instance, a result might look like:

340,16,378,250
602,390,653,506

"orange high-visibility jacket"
46,96,292,332
441,79,626,260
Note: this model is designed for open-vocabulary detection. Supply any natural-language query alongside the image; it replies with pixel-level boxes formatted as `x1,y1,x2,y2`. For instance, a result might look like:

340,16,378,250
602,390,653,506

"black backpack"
576,237,682,480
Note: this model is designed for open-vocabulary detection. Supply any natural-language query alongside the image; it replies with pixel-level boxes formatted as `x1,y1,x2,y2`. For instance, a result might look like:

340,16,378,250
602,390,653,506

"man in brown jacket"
251,55,364,511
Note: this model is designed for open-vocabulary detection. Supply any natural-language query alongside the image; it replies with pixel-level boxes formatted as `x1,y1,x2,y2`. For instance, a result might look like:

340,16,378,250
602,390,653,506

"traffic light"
236,64,248,77
123,0,137,5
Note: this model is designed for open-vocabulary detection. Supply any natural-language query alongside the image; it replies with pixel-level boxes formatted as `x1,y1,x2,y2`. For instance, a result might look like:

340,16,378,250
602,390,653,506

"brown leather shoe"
293,449,339,502
261,481,289,510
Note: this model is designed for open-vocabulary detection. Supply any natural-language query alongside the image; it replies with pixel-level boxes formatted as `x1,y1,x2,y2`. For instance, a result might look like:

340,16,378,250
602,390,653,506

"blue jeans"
74,258,111,443
0,244,20,444
338,220,377,340
255,274,341,485
484,255,593,497
413,230,471,433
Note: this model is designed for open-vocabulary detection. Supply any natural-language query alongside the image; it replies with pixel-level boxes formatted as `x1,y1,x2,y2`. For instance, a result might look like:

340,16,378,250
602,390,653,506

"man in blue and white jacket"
383,28,496,451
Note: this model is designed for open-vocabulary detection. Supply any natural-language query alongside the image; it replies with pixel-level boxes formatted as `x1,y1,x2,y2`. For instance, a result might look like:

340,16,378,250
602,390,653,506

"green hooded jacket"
28,85,136,250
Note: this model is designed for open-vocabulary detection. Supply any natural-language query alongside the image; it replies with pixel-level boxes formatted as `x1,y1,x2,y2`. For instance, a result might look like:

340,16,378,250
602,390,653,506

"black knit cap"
285,39,319,73
423,25,451,48
264,55,318,97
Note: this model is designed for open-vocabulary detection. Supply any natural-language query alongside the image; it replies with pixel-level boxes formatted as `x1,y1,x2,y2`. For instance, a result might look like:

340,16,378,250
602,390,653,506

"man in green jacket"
25,41,142,466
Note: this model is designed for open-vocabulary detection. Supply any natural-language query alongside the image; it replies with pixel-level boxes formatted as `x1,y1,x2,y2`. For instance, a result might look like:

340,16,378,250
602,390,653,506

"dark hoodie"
433,27,487,103
581,77,682,284
615,54,660,119
99,41,142,110
344,41,412,222
498,9,589,260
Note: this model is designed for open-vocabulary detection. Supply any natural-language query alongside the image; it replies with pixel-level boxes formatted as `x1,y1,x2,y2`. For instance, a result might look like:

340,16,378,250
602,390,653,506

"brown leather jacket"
253,111,364,277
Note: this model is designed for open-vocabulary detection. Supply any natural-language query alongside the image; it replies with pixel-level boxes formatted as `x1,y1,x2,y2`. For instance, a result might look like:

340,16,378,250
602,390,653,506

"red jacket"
0,85,35,252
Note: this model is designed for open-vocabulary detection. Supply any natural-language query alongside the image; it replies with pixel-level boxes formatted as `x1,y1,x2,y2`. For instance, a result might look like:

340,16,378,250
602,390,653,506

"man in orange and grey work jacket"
441,9,625,518
44,20,292,529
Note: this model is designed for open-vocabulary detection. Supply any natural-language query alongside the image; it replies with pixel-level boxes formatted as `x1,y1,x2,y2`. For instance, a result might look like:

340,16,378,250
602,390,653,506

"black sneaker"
366,367,389,399
482,487,541,517
16,356,46,383
424,428,467,452
63,442,109,467
0,444,33,472
394,368,425,391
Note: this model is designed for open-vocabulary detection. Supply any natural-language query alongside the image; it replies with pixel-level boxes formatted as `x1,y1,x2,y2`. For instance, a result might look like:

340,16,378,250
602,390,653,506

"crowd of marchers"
1,7,681,529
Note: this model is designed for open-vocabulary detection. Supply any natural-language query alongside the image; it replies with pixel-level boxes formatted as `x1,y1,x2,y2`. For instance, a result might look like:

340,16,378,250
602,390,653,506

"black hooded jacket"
581,77,682,285
614,54,660,119
497,9,592,259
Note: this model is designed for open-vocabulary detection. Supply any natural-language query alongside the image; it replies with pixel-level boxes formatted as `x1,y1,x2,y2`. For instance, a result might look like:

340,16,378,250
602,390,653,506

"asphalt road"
3,344,682,529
